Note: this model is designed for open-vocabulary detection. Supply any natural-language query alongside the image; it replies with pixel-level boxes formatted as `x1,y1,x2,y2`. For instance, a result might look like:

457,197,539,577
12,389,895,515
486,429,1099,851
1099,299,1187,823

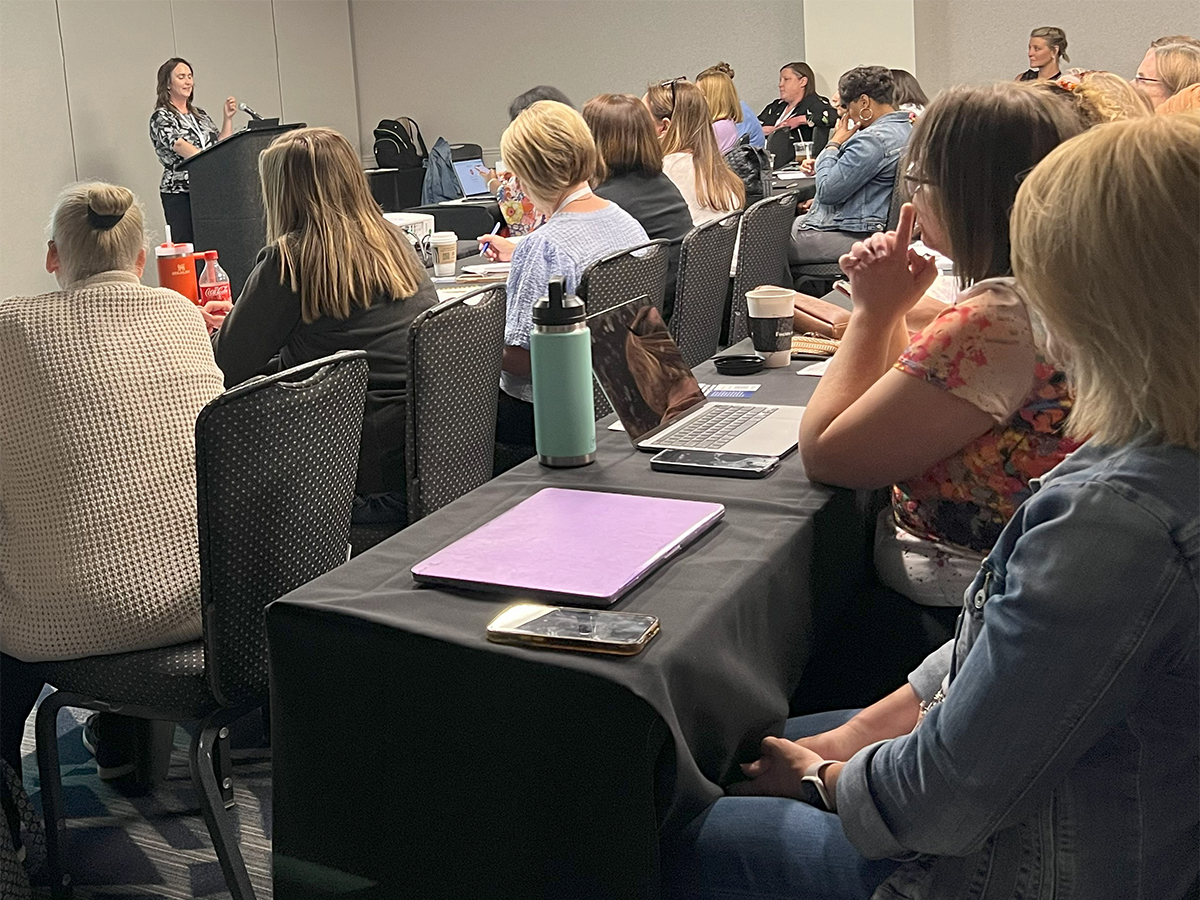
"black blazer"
759,93,838,151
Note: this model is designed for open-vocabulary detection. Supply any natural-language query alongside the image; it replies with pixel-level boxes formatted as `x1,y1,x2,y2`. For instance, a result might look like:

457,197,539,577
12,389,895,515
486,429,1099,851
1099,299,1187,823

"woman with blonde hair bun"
1,181,224,783
663,113,1198,900
1029,72,1152,125
645,79,745,226
212,126,438,532
695,68,743,152
698,62,765,147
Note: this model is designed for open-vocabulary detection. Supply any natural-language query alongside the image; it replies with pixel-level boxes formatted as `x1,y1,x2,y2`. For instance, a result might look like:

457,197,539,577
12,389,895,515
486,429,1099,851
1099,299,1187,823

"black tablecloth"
267,358,870,899
771,172,816,201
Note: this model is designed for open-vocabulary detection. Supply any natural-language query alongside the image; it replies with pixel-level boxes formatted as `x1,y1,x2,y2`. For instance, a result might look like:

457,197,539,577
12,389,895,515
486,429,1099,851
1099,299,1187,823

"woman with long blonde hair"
645,79,744,226
695,68,742,152
212,126,438,531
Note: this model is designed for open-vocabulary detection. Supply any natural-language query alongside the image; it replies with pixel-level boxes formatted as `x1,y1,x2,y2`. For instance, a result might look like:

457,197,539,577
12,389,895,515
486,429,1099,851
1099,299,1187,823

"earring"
859,106,874,122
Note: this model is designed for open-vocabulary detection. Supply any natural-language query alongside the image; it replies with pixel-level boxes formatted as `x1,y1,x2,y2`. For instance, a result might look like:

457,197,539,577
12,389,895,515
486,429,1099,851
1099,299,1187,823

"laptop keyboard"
663,404,778,449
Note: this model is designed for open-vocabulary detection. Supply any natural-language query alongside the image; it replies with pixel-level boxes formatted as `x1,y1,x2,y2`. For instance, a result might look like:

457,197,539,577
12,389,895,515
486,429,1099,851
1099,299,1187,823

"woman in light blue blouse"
494,100,647,452
664,114,1199,900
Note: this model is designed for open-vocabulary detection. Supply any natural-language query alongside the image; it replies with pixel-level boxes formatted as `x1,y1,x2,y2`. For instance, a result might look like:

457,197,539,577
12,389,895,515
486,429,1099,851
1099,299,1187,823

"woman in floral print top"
800,83,1088,607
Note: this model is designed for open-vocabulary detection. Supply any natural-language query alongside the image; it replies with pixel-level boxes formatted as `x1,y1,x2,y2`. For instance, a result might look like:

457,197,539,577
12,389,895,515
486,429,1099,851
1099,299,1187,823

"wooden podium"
180,123,304,295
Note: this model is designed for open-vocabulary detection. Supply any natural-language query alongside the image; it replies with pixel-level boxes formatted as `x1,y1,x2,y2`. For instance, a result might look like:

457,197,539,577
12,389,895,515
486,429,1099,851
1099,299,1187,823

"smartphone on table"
650,449,780,478
486,604,660,656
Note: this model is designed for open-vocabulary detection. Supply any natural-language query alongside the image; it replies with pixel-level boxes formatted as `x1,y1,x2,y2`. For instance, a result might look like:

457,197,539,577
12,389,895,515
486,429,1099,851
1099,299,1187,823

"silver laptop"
452,157,494,199
589,296,804,457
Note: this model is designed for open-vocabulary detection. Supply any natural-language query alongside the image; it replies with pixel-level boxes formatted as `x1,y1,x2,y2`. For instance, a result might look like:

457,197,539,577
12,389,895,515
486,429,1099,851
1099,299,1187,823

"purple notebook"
411,488,725,607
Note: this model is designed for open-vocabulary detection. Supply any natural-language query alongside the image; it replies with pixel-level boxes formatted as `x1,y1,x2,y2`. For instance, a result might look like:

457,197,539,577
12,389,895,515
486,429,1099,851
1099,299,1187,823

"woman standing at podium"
149,57,237,244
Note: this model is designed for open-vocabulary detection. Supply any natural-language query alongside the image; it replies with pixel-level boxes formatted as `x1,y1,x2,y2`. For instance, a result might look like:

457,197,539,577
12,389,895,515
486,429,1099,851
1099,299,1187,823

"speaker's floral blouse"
150,106,218,194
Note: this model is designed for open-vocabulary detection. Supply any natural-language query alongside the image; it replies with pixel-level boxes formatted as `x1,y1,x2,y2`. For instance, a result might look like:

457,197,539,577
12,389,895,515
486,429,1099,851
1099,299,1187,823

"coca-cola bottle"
198,251,232,304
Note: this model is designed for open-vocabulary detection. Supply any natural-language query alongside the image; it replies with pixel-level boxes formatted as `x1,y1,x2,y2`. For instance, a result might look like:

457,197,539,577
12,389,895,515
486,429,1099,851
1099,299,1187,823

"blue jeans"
663,710,901,900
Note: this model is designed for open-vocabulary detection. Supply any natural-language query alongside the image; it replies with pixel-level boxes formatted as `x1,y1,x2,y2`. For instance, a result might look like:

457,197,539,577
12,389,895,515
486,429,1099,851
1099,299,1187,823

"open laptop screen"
588,297,706,443
452,158,491,197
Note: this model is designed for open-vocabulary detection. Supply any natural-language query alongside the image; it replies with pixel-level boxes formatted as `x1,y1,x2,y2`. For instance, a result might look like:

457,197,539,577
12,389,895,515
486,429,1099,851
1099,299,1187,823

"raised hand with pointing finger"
838,202,937,322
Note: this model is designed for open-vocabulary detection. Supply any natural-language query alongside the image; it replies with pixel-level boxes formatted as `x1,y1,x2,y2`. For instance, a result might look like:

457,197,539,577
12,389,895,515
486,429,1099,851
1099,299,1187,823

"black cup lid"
533,275,585,326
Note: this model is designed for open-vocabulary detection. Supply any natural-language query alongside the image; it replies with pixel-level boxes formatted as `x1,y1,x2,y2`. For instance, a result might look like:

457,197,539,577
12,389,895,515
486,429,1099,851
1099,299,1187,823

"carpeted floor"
18,693,273,899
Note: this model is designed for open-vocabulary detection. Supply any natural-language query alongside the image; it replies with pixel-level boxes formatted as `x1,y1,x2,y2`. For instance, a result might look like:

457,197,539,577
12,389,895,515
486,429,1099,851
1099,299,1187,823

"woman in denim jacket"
666,114,1199,900
790,66,912,269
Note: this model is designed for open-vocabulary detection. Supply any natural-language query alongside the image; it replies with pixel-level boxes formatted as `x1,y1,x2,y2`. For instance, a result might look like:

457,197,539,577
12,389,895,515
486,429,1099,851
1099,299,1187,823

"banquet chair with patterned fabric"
22,351,367,900
578,240,670,420
790,186,904,295
670,211,742,368
727,190,801,345
406,285,506,523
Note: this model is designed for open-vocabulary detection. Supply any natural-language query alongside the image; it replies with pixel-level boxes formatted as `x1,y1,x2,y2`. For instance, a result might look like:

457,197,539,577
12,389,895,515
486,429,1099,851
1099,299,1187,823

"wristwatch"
801,759,838,812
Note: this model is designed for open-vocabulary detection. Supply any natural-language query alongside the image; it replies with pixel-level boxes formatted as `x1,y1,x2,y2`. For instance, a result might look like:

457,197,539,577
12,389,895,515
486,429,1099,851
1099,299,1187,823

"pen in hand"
478,222,502,258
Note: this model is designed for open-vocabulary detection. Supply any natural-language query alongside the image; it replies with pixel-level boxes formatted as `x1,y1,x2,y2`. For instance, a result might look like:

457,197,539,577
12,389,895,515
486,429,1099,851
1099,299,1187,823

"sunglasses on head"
660,76,687,112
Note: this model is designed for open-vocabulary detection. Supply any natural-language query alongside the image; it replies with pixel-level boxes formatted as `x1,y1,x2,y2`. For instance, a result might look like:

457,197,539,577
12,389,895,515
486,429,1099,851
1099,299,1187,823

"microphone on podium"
239,102,263,121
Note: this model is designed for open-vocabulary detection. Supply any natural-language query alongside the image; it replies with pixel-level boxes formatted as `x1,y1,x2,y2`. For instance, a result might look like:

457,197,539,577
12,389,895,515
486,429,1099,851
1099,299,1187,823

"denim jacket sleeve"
813,132,886,207
837,478,1195,860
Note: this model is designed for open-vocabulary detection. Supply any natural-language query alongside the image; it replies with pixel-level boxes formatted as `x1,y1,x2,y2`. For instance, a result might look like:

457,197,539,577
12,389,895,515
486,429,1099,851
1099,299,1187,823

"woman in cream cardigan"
0,183,224,780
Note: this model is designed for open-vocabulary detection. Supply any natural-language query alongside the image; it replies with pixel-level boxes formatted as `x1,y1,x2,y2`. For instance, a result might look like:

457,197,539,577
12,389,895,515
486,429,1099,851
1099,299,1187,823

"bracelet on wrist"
801,759,839,812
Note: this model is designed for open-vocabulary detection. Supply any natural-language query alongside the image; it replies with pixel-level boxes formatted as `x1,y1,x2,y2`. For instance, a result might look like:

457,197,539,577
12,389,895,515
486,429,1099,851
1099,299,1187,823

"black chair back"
670,211,742,368
579,240,671,419
728,191,800,345
406,286,506,522
196,351,368,707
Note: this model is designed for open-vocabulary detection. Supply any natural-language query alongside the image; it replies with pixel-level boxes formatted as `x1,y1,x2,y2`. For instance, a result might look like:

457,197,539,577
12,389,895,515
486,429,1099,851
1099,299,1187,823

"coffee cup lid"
430,231,458,243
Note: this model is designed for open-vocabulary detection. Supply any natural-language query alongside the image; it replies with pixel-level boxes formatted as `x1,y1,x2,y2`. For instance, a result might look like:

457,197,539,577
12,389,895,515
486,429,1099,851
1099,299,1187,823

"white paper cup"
430,231,458,277
745,286,795,367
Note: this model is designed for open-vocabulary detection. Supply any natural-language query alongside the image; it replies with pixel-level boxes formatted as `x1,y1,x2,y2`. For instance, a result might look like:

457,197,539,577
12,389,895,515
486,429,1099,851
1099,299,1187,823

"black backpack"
373,117,428,170
725,142,772,207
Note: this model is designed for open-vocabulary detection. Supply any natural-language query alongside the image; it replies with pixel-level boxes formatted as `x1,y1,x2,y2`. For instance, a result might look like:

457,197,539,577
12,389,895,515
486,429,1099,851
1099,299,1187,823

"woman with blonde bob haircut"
663,114,1198,900
2,181,223,782
645,79,744,226
495,101,647,452
213,126,438,531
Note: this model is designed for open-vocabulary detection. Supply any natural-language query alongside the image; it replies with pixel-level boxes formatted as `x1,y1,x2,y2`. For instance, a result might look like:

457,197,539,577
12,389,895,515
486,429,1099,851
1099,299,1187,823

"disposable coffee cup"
431,231,458,276
745,286,795,367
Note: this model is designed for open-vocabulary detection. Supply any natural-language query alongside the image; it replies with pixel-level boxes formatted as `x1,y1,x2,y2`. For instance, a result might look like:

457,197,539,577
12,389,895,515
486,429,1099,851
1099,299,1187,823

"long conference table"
265,351,873,900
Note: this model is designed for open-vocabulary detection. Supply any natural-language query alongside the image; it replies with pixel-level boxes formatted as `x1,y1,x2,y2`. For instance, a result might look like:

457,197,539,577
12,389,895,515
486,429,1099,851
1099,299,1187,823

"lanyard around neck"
775,101,800,126
551,186,594,218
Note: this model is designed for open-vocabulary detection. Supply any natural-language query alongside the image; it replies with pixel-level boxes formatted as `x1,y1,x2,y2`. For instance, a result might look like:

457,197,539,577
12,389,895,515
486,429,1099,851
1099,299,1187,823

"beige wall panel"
174,0,282,121
275,0,360,146
350,0,806,161
804,0,915,98
915,0,1200,95
57,0,178,261
0,1,79,298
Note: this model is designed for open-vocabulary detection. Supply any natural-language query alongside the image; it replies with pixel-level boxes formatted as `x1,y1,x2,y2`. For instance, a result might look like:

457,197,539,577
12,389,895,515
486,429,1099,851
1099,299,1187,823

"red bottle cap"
205,250,218,260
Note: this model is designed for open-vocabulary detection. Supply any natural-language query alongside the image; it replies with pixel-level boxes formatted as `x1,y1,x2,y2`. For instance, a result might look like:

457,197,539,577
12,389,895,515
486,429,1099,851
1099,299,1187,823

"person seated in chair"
800,83,1085,616
664,110,1199,900
0,182,225,781
583,93,694,318
212,127,439,535
495,100,648,452
789,66,912,274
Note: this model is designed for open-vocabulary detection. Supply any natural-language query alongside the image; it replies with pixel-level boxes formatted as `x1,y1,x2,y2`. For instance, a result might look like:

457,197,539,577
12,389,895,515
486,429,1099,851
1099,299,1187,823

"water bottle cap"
533,276,584,326
205,250,218,260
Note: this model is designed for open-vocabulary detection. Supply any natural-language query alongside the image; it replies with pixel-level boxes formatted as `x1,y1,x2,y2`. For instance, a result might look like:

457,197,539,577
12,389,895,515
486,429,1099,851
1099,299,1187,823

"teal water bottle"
530,276,596,467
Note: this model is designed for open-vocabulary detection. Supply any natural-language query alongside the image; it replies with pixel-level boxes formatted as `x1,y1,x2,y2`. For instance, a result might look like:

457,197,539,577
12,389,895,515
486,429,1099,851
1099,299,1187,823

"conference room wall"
349,0,807,163
914,0,1200,94
0,0,359,300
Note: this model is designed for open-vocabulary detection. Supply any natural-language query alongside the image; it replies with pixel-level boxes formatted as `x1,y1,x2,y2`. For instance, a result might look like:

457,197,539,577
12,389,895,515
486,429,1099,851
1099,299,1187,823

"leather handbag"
792,293,850,339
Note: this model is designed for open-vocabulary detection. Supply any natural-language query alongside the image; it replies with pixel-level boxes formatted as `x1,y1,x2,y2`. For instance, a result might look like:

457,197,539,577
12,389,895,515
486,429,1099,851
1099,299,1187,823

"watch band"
801,759,838,812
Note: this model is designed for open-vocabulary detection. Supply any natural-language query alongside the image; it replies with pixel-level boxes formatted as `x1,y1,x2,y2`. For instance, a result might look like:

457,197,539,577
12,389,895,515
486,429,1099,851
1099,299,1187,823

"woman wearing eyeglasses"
1136,39,1200,110
665,109,1199,900
644,79,744,227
